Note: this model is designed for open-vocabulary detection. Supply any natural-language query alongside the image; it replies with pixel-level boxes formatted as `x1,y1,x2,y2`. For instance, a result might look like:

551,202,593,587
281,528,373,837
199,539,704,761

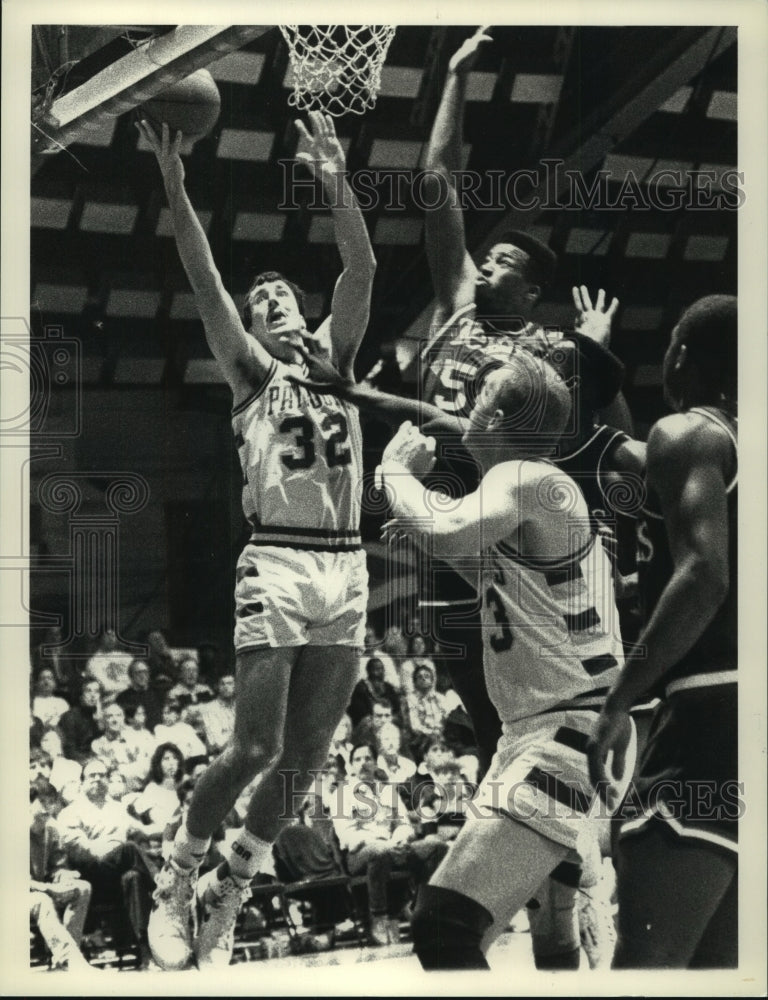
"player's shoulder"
647,409,734,472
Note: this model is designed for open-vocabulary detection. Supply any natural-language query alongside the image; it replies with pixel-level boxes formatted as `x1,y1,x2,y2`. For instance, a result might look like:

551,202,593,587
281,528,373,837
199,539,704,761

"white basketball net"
279,25,396,117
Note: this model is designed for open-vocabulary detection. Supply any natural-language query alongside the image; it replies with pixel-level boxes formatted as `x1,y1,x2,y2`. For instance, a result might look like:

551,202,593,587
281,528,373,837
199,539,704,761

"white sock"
227,827,273,882
172,824,211,871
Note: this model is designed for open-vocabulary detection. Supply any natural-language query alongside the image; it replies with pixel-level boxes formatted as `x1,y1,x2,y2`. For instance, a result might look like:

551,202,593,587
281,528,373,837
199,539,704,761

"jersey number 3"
280,414,351,470
485,585,513,652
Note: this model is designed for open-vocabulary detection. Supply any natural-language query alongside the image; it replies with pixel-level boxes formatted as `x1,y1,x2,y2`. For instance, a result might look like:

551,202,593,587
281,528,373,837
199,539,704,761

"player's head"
243,270,308,362
475,231,557,320
663,294,737,410
464,350,571,460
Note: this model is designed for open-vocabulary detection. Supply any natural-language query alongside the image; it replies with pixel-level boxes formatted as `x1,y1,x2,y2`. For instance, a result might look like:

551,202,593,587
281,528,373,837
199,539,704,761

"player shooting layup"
137,113,375,970
377,351,634,969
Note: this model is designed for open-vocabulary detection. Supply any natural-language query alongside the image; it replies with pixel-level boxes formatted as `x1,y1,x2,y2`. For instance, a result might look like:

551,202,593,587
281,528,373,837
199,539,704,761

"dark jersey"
419,303,559,608
553,425,637,568
636,406,737,688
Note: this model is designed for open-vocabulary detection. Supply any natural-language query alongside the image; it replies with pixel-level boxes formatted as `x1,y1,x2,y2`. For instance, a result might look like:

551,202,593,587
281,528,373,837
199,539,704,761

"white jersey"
232,358,363,551
481,519,624,727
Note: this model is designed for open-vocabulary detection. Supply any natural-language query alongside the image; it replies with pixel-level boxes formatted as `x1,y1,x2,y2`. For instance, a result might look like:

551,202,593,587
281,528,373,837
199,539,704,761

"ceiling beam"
399,25,737,345
33,25,271,157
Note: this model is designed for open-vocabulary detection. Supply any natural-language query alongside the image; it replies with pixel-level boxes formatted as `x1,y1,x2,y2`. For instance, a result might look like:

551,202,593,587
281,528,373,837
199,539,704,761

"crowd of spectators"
28,618,481,969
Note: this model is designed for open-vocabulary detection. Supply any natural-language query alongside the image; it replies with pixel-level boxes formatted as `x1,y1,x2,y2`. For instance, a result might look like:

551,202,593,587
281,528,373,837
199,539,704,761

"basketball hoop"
279,25,396,117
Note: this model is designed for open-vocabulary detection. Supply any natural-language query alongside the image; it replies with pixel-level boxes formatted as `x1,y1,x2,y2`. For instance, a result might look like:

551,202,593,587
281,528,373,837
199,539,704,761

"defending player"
137,113,375,969
588,295,738,968
417,26,622,776
376,350,634,969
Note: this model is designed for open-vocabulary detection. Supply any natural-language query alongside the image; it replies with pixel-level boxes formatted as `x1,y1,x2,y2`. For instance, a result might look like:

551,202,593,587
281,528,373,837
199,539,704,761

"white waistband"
666,670,737,697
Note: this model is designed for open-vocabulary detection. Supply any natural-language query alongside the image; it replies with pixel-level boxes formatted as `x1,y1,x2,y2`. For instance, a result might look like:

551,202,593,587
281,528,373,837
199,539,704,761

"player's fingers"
613,741,628,784
586,741,609,797
294,118,312,145
595,288,606,312
424,436,436,454
171,130,183,156
606,297,620,318
571,285,584,312
324,113,336,135
580,285,593,312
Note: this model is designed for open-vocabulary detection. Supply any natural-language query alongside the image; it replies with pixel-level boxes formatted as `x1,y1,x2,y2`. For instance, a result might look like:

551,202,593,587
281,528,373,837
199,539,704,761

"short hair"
371,697,393,712
495,230,558,287
366,657,385,676
128,658,150,679
149,742,184,785
676,294,737,399
559,333,626,412
350,741,376,761
30,776,60,805
242,271,306,330
123,702,145,724
486,351,572,449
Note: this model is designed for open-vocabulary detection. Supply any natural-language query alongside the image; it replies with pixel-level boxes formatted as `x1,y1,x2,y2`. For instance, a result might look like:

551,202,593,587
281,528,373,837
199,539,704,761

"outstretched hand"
135,119,185,187
287,339,353,395
295,110,347,181
449,25,493,75
572,286,620,347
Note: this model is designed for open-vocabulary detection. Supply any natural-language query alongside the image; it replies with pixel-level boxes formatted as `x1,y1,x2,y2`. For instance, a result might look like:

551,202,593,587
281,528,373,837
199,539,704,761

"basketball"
139,68,221,141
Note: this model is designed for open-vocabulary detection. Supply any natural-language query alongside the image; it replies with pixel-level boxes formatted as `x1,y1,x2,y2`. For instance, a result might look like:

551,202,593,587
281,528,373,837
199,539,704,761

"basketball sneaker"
194,864,251,968
148,858,198,970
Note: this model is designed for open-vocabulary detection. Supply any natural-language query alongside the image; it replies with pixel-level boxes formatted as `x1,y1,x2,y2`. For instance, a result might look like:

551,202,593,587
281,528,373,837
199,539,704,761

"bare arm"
588,414,732,789
423,28,492,328
296,112,376,378
137,121,269,393
377,423,522,558
288,344,467,434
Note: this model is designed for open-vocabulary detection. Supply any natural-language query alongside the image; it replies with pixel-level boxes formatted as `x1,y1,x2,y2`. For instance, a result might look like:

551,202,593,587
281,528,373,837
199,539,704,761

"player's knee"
230,735,284,776
411,884,493,970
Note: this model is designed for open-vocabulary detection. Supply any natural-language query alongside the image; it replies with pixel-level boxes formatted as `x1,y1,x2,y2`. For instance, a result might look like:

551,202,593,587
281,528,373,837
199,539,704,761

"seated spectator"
36,731,83,804
381,623,408,661
348,658,401,728
31,625,73,695
58,679,103,764
107,767,130,804
115,659,164,731
130,742,185,831
398,635,438,697
376,722,416,784
197,672,236,754
153,695,207,760
123,703,157,761
31,667,71,729
442,704,481,784
352,697,400,751
334,763,448,944
328,714,354,772
91,703,152,792
347,742,376,778
30,779,94,972
56,757,157,967
357,624,400,689
84,629,133,706
403,663,448,760
166,656,213,714
409,738,460,813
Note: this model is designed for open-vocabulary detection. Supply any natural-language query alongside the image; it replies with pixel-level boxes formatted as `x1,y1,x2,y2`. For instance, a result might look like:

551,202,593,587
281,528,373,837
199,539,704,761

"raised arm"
423,27,492,328
136,121,269,393
295,112,376,379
